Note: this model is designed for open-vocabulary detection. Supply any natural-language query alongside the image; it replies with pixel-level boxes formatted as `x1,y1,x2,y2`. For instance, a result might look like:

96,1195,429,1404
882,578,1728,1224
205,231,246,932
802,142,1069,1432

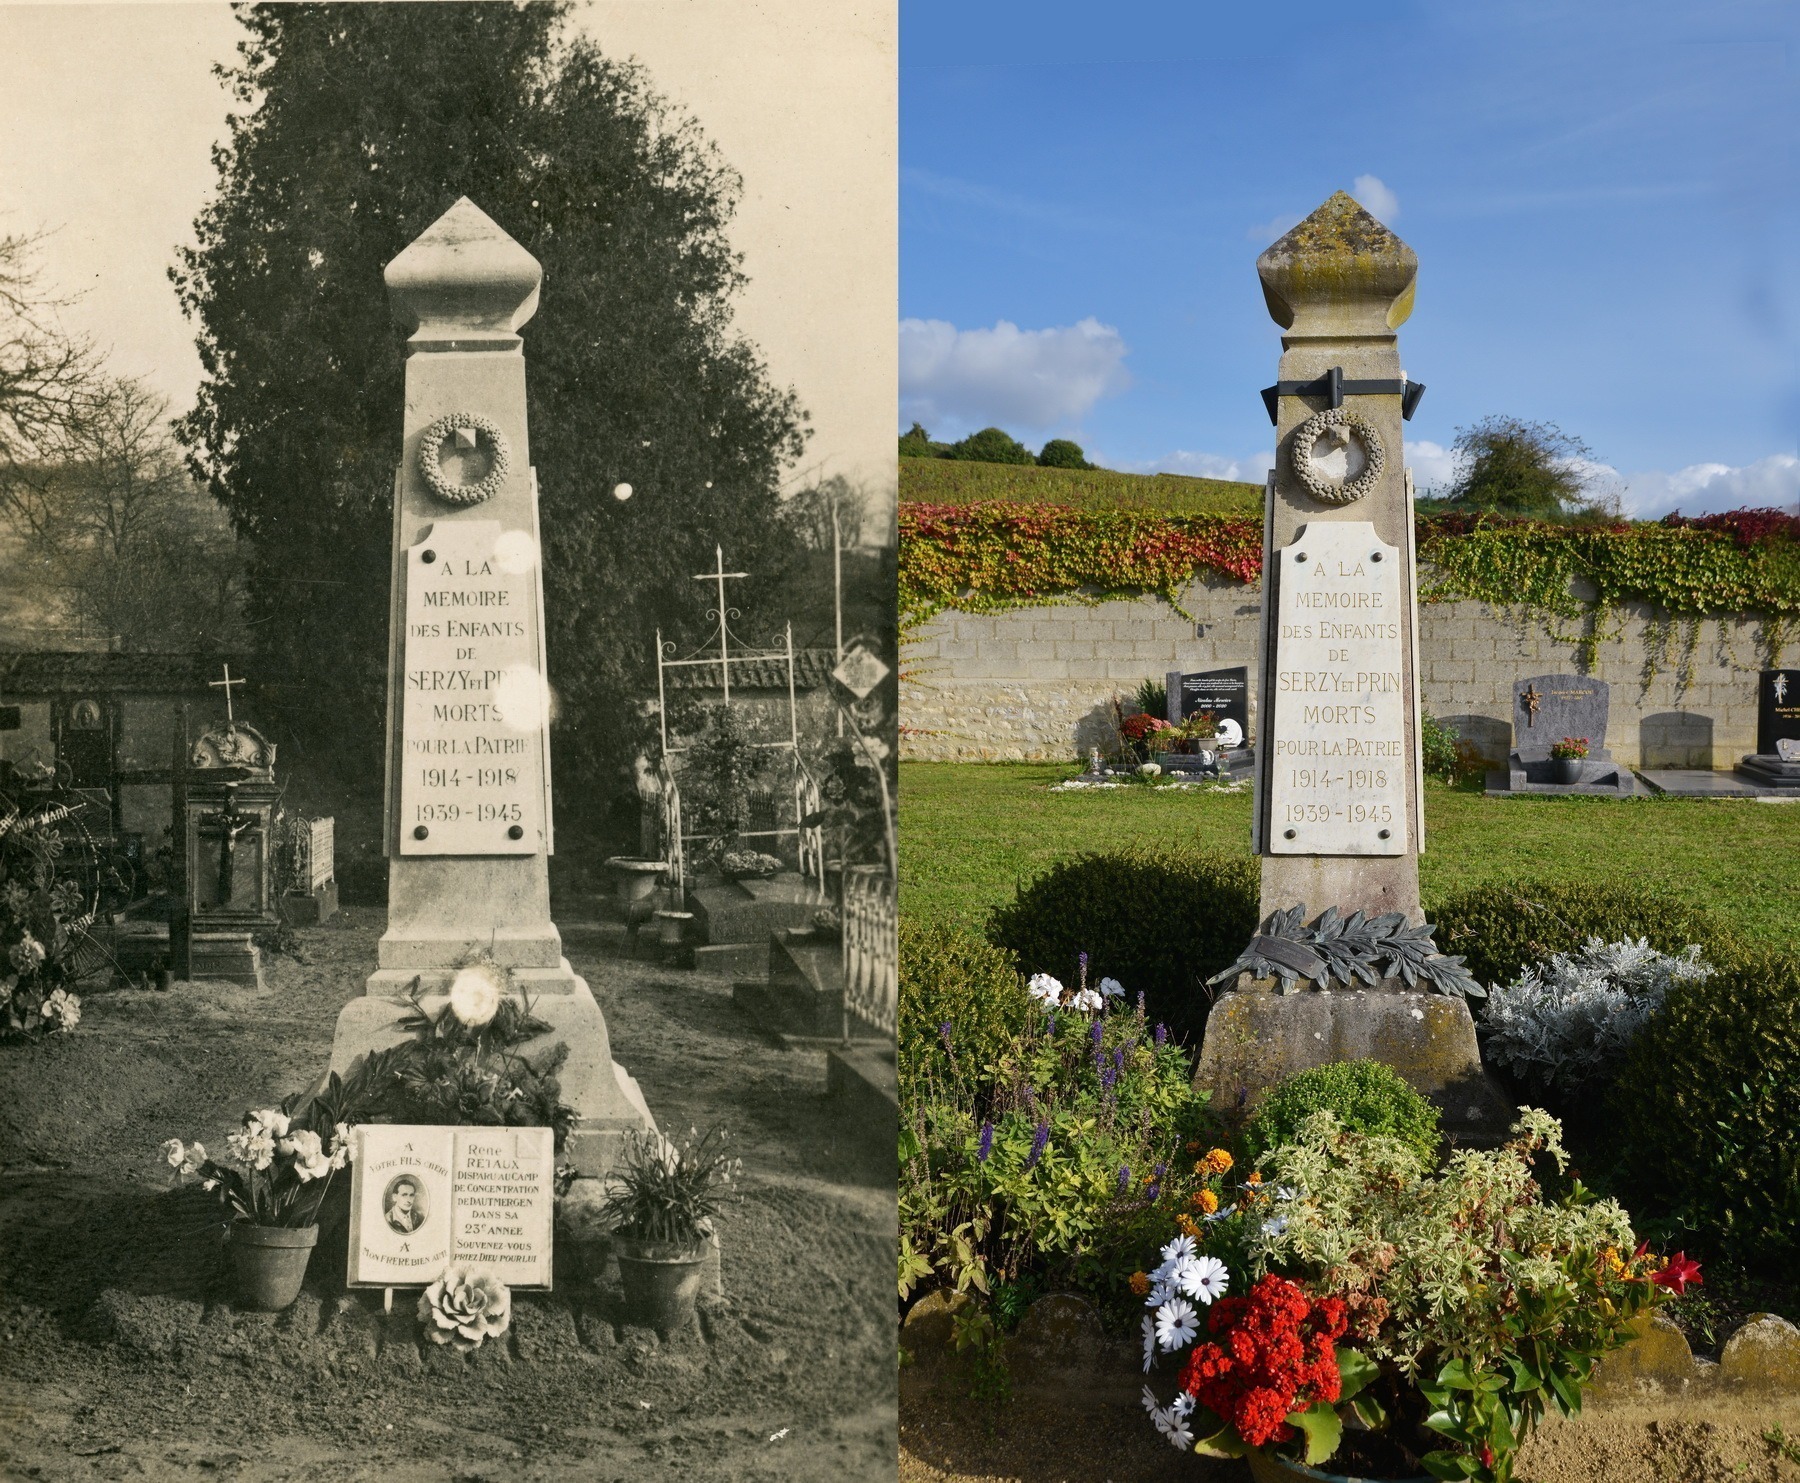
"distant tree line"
899,422,1096,471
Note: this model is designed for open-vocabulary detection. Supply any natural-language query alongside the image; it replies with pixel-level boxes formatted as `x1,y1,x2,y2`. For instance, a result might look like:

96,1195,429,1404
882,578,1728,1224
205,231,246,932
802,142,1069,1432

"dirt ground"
898,1383,1800,1483
0,904,897,1482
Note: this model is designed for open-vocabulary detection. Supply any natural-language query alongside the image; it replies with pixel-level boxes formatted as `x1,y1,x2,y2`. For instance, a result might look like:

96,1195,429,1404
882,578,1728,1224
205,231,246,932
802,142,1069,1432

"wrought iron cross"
1521,683,1541,727
210,663,247,724
693,545,749,704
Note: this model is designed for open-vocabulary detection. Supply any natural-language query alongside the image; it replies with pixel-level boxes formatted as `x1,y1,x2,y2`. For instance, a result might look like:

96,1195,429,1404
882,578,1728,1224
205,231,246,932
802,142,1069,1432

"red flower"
1651,1251,1703,1294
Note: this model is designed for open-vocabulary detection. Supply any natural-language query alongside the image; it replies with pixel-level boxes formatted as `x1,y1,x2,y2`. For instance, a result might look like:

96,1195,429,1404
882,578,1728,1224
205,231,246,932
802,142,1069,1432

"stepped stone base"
1488,751,1637,797
1737,754,1800,790
280,881,339,926
1195,987,1514,1147
187,932,264,991
326,961,653,1178
688,872,830,983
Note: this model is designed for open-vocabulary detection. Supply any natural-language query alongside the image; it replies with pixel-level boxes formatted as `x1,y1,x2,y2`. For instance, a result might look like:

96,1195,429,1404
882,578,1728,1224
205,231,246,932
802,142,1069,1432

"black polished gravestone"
1737,670,1800,790
1491,673,1636,796
1164,666,1250,734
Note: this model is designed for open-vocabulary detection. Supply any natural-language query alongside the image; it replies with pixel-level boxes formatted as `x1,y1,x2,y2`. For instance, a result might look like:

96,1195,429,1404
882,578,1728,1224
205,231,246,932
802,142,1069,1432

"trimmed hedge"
1612,949,1800,1268
1427,878,1727,990
985,848,1259,1048
1243,1059,1442,1170
898,920,1030,1099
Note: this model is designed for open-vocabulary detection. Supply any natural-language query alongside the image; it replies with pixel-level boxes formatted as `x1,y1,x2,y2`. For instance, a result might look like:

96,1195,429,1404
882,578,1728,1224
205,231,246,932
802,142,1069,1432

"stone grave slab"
1638,769,1800,800
1489,673,1636,795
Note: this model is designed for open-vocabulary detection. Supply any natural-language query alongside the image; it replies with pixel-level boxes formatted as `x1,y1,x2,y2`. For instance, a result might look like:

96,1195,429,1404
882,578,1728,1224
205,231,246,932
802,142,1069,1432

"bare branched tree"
0,377,245,650
0,230,94,471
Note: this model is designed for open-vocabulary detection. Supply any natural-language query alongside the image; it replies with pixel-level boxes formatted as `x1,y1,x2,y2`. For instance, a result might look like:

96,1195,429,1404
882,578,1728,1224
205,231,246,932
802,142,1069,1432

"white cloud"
1615,454,1800,520
1246,212,1302,244
1404,439,1458,494
899,317,1130,434
1351,174,1399,223
1116,450,1275,483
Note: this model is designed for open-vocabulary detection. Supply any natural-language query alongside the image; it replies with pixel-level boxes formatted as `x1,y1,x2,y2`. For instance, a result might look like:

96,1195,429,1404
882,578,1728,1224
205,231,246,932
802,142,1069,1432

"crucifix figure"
1777,674,1790,706
202,792,259,908
693,544,749,704
1521,683,1542,728
210,663,247,725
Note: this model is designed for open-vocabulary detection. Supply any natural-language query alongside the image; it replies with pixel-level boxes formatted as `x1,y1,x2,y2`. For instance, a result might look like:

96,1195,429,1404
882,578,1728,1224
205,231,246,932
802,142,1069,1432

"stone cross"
326,197,653,1174
1250,192,1425,925
210,663,246,724
1521,683,1541,728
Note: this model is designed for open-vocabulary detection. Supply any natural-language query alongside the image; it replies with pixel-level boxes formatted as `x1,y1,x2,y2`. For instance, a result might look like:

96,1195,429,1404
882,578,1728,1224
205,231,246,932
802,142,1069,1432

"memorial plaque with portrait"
347,1125,554,1289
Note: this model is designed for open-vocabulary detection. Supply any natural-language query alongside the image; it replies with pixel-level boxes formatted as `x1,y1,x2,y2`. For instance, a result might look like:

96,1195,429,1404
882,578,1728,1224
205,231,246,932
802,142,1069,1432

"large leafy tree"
174,3,808,826
1437,416,1614,520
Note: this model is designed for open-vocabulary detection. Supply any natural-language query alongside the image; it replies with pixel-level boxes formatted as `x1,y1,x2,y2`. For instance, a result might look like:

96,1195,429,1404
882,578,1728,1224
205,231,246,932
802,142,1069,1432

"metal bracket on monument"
1260,366,1426,425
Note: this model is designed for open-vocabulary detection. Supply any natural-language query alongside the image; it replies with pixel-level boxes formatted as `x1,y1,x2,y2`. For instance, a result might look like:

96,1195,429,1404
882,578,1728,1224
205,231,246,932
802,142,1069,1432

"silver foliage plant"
1479,936,1712,1095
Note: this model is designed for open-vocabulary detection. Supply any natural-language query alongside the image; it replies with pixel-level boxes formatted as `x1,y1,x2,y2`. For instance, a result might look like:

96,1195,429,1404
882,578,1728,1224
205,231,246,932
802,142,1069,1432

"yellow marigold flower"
1129,1270,1150,1296
1184,1140,1202,1155
1175,1213,1201,1238
1201,1148,1233,1175
1245,1170,1263,1186
1191,1189,1220,1215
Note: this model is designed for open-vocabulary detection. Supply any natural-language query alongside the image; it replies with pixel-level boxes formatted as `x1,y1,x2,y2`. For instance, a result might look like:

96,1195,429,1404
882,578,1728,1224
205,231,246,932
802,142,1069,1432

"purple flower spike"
1153,1162,1167,1178
976,1121,994,1163
1024,1121,1051,1170
1089,1019,1104,1047
1117,1164,1131,1194
1154,1023,1168,1047
1113,1046,1126,1073
1146,1182,1160,1201
1101,1059,1117,1091
938,1021,953,1052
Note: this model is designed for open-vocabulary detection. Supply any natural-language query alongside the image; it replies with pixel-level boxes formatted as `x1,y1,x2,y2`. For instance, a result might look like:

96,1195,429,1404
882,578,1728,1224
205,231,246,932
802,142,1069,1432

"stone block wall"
902,579,1771,767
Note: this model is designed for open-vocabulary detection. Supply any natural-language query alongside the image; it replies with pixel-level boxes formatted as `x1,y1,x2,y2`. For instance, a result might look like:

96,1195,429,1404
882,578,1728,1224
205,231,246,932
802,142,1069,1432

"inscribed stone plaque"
307,817,335,893
1758,670,1800,757
1266,522,1407,856
1512,674,1609,761
1168,666,1250,735
349,1125,554,1289
398,521,550,856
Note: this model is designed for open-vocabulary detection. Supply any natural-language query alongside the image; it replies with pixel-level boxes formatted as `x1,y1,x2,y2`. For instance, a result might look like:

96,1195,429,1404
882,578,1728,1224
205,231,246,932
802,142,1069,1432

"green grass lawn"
899,762,1800,950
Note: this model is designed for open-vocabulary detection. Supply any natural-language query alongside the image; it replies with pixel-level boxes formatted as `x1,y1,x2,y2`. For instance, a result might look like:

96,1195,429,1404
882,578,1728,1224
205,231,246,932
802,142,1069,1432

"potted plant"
1138,1109,1696,1481
1547,736,1588,784
164,1106,351,1311
1119,710,1174,762
600,1124,741,1334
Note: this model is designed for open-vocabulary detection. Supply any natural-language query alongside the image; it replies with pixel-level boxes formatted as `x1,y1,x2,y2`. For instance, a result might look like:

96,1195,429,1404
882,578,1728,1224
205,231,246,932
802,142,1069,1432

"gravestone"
1737,669,1800,790
179,714,280,988
1493,673,1635,795
1194,193,1509,1144
1164,665,1250,736
280,816,339,926
325,198,654,1175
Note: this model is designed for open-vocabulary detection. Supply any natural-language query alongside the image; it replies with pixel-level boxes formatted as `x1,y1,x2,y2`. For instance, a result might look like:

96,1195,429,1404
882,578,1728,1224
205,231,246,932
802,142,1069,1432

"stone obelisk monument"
1195,193,1507,1142
327,197,653,1171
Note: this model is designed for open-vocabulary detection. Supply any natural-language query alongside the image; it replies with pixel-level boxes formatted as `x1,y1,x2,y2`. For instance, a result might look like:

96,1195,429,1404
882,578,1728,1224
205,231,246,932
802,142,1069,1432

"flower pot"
614,1236,709,1332
229,1221,320,1311
653,909,694,948
1548,757,1585,784
1246,1447,1433,1483
604,857,667,910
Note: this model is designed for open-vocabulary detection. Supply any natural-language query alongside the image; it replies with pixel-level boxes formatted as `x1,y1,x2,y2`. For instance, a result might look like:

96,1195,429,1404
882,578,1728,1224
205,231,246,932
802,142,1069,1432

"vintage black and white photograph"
0,3,897,1479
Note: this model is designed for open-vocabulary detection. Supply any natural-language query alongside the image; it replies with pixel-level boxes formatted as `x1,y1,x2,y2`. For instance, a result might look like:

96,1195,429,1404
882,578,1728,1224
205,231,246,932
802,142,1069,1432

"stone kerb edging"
899,1291,1800,1407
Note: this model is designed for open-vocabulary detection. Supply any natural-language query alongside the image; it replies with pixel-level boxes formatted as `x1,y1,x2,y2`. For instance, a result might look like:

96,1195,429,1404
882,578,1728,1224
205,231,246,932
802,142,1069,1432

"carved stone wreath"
418,413,511,506
1289,407,1385,506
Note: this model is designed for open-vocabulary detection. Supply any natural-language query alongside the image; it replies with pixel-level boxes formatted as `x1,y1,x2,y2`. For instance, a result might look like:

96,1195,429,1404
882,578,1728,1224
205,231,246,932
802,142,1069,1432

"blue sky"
900,0,1798,516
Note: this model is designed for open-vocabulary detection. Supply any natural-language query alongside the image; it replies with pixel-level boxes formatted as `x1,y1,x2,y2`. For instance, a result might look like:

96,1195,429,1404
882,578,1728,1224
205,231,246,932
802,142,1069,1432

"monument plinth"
326,197,653,1173
1197,192,1509,1144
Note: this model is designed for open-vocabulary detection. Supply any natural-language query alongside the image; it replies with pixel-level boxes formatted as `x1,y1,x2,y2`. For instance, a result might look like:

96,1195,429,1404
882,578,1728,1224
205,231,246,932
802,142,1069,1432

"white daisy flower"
1155,1297,1200,1351
1180,1255,1230,1305
1164,1416,1194,1450
1262,1215,1290,1239
1171,1392,1196,1419
1070,986,1103,1013
1026,973,1064,1006
1098,976,1125,999
1160,1234,1197,1264
1141,1383,1161,1414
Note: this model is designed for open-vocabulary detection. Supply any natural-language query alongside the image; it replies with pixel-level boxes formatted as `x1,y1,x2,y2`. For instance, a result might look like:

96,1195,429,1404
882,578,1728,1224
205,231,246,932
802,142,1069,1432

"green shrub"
1036,438,1092,470
900,993,1215,1303
1419,713,1485,784
1612,950,1800,1268
900,920,1030,1099
1428,877,1728,990
1242,1060,1441,1168
949,427,1035,465
985,848,1259,1047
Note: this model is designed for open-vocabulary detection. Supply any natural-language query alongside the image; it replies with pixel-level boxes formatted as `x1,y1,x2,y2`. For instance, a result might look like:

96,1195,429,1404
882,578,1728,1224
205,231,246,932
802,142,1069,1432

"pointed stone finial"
1257,191,1417,337
384,197,542,349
